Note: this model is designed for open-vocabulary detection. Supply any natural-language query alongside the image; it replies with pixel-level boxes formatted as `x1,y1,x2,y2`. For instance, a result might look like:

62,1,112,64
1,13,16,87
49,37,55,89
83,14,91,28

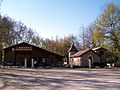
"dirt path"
0,68,120,90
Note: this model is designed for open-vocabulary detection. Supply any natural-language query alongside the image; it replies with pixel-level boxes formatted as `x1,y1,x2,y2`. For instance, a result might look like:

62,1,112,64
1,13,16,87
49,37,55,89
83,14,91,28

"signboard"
16,46,32,51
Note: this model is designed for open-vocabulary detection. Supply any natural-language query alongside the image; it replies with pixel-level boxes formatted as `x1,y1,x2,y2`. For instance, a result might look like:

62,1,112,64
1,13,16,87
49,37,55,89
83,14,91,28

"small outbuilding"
3,42,64,67
68,44,107,68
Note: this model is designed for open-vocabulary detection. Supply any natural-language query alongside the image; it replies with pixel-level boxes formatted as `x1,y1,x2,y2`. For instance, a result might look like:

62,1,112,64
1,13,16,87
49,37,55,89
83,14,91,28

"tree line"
0,2,120,65
79,3,120,65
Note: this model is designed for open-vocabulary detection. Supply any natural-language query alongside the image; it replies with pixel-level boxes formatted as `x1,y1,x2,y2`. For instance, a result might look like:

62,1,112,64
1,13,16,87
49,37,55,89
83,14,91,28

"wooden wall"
3,43,63,67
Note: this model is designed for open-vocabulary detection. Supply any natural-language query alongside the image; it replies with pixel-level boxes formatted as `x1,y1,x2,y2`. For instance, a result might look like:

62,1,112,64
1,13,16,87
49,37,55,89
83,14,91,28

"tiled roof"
70,49,90,58
70,46,107,58
68,43,78,52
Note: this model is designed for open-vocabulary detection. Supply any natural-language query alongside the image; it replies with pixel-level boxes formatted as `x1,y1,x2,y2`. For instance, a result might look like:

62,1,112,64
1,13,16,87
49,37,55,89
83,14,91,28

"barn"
3,42,64,67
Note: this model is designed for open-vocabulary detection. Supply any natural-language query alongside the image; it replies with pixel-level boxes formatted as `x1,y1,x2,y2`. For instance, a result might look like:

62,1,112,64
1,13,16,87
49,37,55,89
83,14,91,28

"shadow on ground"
0,68,120,90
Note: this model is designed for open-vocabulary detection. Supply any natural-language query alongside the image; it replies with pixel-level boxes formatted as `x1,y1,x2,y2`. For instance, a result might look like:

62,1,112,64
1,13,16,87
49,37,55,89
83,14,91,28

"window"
42,58,46,63
89,56,92,60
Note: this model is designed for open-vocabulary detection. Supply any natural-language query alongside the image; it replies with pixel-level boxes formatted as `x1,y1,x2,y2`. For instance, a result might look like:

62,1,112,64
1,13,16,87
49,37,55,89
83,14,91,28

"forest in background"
0,2,120,65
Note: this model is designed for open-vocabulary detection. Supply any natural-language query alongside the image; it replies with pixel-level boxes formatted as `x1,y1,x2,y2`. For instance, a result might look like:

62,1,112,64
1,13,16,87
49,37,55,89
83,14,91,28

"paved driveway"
0,68,120,90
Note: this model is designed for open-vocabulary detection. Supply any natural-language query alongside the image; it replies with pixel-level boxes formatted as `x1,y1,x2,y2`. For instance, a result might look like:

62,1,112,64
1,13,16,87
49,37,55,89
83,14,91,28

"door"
88,56,93,68
26,57,31,67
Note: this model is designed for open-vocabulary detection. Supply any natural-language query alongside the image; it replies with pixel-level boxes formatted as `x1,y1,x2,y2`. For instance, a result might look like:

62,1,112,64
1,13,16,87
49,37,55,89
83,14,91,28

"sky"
1,0,119,39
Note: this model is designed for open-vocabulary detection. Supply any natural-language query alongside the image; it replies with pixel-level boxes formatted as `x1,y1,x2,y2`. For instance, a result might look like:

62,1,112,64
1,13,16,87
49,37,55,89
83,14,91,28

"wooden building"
68,44,107,68
3,42,63,67
92,47,107,65
0,50,2,64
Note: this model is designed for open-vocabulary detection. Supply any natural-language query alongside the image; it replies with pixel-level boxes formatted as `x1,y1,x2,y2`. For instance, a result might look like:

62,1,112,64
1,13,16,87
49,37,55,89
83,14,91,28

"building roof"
68,43,78,52
3,42,64,57
70,46,107,58
71,49,100,58
92,47,107,51
70,49,90,57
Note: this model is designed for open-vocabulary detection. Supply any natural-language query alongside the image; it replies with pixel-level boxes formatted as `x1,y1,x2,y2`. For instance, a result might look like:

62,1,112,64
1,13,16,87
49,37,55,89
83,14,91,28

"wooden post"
69,52,73,68
88,59,91,68
70,59,73,68
31,58,34,68
24,58,27,68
